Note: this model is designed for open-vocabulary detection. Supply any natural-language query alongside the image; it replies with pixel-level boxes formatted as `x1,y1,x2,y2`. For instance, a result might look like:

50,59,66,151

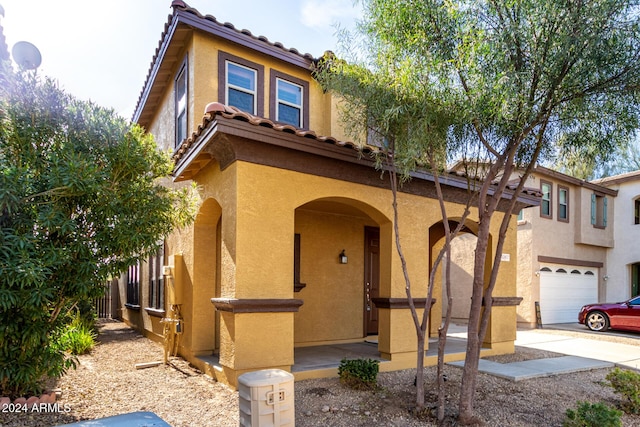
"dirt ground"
1,320,639,426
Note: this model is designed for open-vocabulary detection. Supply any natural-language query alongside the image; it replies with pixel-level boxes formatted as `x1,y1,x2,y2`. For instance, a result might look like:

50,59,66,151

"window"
148,243,165,312
635,199,640,225
591,193,608,228
276,79,303,126
540,181,552,218
270,70,309,129
517,209,524,221
227,62,257,113
218,52,264,116
126,262,140,308
558,186,569,222
175,60,188,149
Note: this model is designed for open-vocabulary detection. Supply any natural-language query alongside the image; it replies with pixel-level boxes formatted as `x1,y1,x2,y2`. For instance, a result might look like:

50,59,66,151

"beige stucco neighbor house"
593,170,640,303
516,166,617,327
115,1,538,388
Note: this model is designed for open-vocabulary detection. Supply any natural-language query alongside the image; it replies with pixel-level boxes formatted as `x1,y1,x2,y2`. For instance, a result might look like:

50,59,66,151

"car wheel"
586,311,609,332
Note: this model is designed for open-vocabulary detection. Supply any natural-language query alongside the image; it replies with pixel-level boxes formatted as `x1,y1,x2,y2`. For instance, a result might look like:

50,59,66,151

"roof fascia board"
535,165,618,196
176,116,540,207
132,16,180,123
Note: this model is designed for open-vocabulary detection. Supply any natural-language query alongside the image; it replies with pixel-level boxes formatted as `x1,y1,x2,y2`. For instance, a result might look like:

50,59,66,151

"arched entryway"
429,218,492,334
293,197,390,345
191,198,222,356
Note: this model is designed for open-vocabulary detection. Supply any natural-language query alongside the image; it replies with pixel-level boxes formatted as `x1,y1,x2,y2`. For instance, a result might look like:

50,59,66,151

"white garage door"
539,265,598,324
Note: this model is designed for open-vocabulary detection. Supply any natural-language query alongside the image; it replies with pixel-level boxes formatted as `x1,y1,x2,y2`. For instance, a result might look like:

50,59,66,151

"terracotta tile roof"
133,1,318,124
172,101,381,164
170,1,316,60
172,102,542,201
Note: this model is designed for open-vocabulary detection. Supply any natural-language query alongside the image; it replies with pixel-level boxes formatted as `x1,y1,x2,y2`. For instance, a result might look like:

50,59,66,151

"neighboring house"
593,170,640,302
516,166,617,327
117,0,537,388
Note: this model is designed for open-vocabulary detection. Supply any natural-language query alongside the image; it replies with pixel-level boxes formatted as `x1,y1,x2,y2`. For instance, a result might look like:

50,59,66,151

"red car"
579,296,640,332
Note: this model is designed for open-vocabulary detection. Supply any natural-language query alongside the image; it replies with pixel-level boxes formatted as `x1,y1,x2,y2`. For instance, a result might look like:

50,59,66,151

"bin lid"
238,369,294,387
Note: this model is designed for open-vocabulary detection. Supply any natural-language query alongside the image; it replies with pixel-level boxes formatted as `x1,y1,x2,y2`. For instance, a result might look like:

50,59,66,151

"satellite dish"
12,41,41,70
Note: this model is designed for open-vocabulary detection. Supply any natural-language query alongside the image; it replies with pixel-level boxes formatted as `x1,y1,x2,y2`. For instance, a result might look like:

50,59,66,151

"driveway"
516,323,640,371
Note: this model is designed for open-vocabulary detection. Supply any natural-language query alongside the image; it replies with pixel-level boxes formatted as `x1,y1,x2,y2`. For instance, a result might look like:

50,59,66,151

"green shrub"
563,401,622,427
606,367,640,414
338,358,379,390
55,313,97,355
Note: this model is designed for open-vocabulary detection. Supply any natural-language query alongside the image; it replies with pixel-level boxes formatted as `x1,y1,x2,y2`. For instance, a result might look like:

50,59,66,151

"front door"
364,227,380,335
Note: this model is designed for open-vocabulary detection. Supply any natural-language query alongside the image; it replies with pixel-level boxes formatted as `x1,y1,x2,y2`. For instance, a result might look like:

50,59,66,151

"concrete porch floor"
292,336,468,373
197,334,470,382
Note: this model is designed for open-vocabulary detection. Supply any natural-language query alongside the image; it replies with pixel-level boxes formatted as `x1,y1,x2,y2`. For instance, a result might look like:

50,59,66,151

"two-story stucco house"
516,166,617,327
593,170,640,302
117,1,537,388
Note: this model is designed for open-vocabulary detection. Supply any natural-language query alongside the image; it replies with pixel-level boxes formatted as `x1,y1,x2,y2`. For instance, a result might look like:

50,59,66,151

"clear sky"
1,0,361,119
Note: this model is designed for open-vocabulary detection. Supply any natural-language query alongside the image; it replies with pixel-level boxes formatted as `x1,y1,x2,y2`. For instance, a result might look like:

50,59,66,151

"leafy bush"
563,401,622,427
338,358,379,390
55,313,97,355
0,61,195,397
606,367,640,414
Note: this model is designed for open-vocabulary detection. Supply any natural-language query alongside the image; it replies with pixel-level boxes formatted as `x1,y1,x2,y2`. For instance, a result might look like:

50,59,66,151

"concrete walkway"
448,324,640,381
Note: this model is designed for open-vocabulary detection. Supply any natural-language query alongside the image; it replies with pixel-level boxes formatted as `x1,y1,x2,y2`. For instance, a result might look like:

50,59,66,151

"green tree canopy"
0,68,196,397
316,0,640,423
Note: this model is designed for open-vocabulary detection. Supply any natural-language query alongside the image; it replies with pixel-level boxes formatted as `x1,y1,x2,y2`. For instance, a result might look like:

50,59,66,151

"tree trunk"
458,217,492,424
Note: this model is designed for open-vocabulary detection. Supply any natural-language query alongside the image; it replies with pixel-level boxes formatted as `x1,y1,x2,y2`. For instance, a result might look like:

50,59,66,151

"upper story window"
227,62,257,113
591,193,608,228
517,209,524,221
270,70,309,129
276,79,303,126
175,60,188,149
540,181,552,219
635,199,640,225
218,51,264,116
558,186,569,222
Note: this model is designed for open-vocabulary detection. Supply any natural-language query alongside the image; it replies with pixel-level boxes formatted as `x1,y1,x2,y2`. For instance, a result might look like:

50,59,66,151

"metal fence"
94,280,118,319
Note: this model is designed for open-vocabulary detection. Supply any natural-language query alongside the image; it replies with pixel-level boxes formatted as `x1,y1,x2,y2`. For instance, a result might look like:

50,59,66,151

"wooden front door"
364,227,380,335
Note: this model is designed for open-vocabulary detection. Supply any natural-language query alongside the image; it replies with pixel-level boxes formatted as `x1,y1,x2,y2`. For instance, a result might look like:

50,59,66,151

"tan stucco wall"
516,174,610,326
129,27,521,387
293,209,376,344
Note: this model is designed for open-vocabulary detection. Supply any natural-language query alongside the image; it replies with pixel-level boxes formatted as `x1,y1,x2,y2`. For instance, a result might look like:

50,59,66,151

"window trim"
218,51,264,116
591,192,608,229
174,57,188,150
557,185,569,223
540,180,552,219
269,70,309,129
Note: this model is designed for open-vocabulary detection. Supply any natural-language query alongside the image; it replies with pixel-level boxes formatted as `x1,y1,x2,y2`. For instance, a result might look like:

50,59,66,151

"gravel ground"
1,320,639,427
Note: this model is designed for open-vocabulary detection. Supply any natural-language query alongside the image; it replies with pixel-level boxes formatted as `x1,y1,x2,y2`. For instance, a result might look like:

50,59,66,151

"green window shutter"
603,197,608,227
591,194,596,225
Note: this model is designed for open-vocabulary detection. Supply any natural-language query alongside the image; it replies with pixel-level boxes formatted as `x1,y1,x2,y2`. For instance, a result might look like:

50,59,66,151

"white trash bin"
238,369,294,427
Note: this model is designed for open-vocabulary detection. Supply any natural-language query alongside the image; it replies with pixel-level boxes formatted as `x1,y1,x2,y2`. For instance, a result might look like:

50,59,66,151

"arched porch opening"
190,197,222,356
428,218,492,334
293,197,390,346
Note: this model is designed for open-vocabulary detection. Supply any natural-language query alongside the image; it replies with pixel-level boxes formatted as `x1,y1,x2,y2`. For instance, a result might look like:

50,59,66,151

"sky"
1,0,361,119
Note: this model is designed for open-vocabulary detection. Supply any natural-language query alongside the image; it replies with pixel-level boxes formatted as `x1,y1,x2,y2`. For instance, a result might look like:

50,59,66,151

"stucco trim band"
537,256,604,268
371,298,436,309
211,298,304,313
485,296,523,307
